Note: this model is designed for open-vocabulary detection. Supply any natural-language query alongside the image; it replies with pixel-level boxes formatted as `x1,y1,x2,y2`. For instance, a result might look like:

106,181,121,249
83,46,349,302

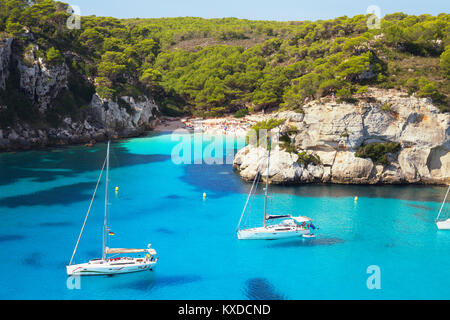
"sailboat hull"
237,227,311,240
236,133,317,241
67,258,157,276
437,219,450,230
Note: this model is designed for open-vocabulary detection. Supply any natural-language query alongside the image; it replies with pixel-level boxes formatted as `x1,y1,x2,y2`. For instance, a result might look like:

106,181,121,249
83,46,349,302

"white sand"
154,116,256,136
153,118,187,132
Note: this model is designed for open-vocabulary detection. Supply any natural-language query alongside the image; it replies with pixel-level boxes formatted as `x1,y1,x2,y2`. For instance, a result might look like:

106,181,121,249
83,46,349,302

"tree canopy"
0,0,448,127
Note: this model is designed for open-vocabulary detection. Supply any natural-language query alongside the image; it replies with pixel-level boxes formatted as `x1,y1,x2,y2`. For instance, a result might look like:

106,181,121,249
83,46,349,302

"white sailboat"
436,186,450,230
66,141,158,276
236,132,317,240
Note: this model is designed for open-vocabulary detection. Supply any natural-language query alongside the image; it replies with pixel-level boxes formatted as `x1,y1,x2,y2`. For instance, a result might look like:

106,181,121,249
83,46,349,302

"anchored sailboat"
66,141,158,276
236,132,317,240
436,186,450,230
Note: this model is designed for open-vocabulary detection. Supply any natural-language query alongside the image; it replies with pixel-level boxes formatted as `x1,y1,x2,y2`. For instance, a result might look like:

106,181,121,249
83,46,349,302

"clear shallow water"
0,133,449,300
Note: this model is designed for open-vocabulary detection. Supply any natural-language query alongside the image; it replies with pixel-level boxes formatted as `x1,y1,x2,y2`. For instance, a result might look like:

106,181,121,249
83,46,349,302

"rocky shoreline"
1,34,449,185
0,123,155,152
0,94,161,152
0,36,161,152
233,89,450,186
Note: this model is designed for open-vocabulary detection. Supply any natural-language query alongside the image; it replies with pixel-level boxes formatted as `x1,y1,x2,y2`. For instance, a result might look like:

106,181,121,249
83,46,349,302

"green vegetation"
45,47,64,65
0,1,448,128
381,102,393,112
441,46,450,79
404,76,446,107
234,108,249,118
355,142,401,165
246,118,285,145
250,118,285,132
0,59,39,126
297,151,321,167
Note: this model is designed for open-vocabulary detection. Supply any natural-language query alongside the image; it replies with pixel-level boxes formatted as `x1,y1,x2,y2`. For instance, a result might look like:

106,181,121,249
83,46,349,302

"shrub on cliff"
335,52,373,82
246,118,285,145
234,108,249,118
441,46,450,80
46,47,64,66
355,142,401,166
405,77,444,103
5,21,24,35
297,151,321,167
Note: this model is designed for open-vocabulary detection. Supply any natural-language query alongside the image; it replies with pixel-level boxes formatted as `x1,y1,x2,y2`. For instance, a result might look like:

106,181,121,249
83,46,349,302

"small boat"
302,234,316,239
436,186,450,230
237,216,316,240
236,132,317,240
66,141,158,276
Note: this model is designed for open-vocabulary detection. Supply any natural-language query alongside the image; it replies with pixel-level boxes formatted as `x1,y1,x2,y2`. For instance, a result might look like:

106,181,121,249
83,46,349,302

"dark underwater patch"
244,278,285,300
181,163,248,197
155,228,175,235
0,182,96,208
39,221,73,227
269,184,448,203
413,211,435,223
266,237,345,249
407,203,436,223
0,234,25,242
0,142,170,186
85,250,102,258
406,204,435,211
121,274,202,291
23,252,42,267
157,274,202,287
166,194,183,200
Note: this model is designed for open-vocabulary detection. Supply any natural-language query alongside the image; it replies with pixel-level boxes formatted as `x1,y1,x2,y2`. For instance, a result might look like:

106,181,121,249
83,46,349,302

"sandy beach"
153,117,187,132
153,116,259,136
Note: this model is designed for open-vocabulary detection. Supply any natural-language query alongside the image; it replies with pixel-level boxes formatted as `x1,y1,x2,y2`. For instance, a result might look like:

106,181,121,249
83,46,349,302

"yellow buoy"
203,192,207,199
354,196,358,202
115,187,119,192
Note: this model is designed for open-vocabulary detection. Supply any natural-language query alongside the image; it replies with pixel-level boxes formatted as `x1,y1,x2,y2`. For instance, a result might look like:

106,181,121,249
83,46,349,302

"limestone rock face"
0,93,161,151
17,55,69,112
331,151,374,184
0,38,13,90
0,37,161,151
90,94,159,134
234,145,303,184
427,146,450,183
233,89,450,185
294,103,365,150
398,147,430,183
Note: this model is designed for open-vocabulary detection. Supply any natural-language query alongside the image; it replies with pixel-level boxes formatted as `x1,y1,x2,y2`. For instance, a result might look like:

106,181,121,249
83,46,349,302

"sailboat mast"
102,141,110,260
436,186,450,223
264,131,272,227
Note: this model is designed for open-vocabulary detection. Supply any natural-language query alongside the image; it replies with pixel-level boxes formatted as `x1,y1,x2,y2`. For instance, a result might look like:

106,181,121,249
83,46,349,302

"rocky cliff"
233,89,450,185
0,94,160,151
0,38,12,91
0,38,160,151
16,44,69,113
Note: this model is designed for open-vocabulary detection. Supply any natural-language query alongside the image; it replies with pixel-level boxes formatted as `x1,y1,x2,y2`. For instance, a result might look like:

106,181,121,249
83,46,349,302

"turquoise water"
0,132,449,300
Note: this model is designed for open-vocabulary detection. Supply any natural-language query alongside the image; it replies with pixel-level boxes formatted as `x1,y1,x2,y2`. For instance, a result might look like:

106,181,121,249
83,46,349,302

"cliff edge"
0,37,160,151
233,89,450,185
